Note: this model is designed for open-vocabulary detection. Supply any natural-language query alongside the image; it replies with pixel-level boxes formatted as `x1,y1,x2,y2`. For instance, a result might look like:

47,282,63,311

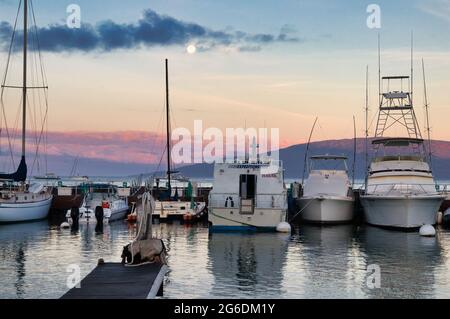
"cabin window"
24,196,27,201
239,174,256,199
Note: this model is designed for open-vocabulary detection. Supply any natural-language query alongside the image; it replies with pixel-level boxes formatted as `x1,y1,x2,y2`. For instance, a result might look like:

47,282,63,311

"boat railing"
373,155,425,162
209,192,287,209
365,183,445,196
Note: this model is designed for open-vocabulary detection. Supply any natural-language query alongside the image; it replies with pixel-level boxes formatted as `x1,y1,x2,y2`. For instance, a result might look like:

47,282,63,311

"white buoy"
419,224,436,237
60,222,70,229
276,222,292,233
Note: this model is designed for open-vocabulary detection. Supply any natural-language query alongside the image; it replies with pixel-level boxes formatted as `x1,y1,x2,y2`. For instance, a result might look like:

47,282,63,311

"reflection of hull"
297,197,354,223
359,225,441,298
0,197,53,223
299,224,355,243
154,201,206,219
209,207,285,232
361,195,445,229
208,233,288,296
67,206,128,224
51,194,84,211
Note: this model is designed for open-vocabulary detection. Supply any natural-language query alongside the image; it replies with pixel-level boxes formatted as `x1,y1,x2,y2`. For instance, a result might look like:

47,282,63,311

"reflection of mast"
15,244,26,298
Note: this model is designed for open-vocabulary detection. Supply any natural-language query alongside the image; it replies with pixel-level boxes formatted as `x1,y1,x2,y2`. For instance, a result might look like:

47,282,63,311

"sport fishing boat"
208,158,288,232
0,0,53,223
361,138,445,228
298,155,354,223
360,51,445,229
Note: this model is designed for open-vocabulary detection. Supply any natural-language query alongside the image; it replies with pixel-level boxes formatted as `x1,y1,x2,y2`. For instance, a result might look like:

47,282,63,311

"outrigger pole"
422,59,433,169
301,117,318,185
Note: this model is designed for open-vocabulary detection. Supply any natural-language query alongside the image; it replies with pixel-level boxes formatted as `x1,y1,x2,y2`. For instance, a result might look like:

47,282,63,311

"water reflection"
207,233,289,298
358,226,443,298
0,221,135,299
0,222,49,298
1,221,450,299
286,225,365,298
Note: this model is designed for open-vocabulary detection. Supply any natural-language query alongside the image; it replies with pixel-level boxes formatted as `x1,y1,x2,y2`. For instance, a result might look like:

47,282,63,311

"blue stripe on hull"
209,225,277,233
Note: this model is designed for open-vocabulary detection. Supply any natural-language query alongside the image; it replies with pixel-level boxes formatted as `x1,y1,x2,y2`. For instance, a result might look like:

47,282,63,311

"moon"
186,44,197,54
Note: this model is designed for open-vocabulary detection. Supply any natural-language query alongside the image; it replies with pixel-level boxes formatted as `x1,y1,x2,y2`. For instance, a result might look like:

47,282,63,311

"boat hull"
360,195,445,229
67,207,129,224
0,197,53,223
297,197,354,224
208,207,286,232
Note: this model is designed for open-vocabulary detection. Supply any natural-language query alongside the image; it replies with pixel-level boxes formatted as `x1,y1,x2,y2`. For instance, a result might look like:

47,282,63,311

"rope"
0,0,22,169
288,198,316,223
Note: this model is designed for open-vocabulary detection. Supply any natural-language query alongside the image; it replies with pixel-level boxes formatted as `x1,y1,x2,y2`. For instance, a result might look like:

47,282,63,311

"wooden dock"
61,262,168,299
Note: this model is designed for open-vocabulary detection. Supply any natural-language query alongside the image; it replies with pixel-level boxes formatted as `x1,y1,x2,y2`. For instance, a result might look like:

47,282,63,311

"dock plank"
61,262,167,299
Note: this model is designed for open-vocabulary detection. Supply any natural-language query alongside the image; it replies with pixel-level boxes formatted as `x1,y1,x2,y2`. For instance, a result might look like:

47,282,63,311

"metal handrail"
209,192,287,208
363,182,445,196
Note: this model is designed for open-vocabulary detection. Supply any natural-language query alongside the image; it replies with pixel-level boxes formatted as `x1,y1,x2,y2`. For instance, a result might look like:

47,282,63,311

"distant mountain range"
170,138,450,180
23,138,450,180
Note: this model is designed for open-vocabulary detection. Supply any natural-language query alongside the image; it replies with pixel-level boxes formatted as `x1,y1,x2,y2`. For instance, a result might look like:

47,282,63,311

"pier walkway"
61,262,168,299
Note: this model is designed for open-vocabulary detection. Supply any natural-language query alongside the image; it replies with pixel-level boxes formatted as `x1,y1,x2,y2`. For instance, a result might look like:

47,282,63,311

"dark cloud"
0,9,301,53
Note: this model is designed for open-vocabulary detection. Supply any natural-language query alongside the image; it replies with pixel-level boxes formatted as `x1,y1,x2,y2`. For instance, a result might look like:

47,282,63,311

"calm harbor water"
1,221,450,299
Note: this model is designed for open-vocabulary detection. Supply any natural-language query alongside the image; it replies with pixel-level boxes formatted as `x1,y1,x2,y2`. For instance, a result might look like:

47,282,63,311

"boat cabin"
209,160,287,214
303,155,352,198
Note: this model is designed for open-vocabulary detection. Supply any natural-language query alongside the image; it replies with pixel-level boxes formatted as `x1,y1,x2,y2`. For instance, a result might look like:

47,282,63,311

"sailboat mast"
22,0,27,159
165,59,171,192
365,66,369,190
410,31,414,106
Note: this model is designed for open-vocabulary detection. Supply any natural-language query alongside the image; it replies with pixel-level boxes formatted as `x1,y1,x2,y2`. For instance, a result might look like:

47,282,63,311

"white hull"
297,197,354,223
0,197,52,223
361,195,445,229
67,206,129,224
209,207,286,231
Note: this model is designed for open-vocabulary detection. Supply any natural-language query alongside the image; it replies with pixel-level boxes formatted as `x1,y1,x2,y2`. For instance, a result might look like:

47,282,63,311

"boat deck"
61,262,167,299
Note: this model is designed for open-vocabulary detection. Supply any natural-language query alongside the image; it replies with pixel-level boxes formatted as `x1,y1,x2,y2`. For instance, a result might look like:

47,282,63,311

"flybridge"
380,76,413,109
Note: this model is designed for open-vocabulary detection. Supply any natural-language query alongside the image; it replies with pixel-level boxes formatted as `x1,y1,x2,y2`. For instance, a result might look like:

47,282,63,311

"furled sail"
0,156,27,182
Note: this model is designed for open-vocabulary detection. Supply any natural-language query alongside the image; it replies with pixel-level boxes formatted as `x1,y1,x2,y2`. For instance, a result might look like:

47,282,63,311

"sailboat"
360,38,445,229
0,0,53,223
151,60,206,220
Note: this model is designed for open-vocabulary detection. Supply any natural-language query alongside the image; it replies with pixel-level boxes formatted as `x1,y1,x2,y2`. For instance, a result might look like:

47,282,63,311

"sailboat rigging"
150,59,206,220
0,0,53,223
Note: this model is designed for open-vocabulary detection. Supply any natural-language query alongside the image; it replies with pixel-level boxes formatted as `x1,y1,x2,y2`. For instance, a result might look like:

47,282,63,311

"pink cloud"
3,130,166,164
